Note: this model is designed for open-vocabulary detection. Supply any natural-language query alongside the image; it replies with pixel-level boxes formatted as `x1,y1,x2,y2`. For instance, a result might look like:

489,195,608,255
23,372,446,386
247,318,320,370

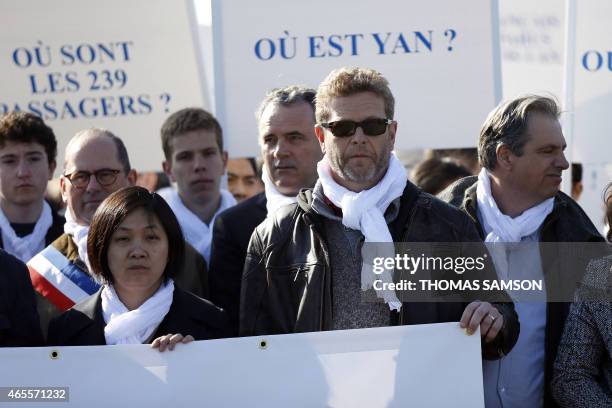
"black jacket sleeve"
46,313,63,347
239,229,273,336
0,252,44,347
209,214,246,336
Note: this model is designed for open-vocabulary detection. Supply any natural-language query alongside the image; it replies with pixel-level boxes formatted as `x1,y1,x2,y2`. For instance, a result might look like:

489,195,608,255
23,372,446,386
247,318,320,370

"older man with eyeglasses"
28,128,209,336
240,67,519,361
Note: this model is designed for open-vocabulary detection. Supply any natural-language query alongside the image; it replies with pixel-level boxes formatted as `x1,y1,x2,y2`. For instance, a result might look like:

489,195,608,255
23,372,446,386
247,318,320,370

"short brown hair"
478,95,561,171
315,67,395,123
160,108,223,159
87,186,185,284
411,157,471,195
0,112,57,164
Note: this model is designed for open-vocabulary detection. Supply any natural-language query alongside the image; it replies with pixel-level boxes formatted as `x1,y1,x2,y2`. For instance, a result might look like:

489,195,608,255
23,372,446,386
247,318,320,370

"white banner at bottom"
0,322,483,407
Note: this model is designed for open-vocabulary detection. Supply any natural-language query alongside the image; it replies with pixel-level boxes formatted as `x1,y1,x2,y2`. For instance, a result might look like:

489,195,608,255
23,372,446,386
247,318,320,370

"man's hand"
151,333,194,352
460,301,503,343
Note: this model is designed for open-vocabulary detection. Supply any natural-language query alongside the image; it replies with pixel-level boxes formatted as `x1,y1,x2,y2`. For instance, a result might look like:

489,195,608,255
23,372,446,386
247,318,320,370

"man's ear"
315,125,326,154
48,160,57,180
495,144,513,171
222,150,228,171
162,160,176,183
59,176,68,204
127,169,138,186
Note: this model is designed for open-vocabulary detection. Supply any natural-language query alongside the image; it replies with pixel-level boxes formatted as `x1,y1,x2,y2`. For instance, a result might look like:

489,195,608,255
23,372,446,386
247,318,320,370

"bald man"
28,129,209,334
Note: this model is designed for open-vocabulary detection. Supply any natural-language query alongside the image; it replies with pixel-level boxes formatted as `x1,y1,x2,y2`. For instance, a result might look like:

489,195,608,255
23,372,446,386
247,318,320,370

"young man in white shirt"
160,108,236,265
0,112,64,262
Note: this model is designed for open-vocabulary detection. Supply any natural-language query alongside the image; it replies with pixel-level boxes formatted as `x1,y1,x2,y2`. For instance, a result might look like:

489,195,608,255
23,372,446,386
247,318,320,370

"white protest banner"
0,323,483,407
212,0,501,156
0,0,209,172
562,0,612,232
499,0,565,100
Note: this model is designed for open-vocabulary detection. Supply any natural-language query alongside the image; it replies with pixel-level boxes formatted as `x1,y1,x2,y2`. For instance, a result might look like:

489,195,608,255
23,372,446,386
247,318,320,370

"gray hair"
478,95,560,170
255,85,316,121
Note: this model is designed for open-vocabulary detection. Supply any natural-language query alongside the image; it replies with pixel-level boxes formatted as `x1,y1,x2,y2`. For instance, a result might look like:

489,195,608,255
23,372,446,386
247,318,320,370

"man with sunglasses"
28,128,209,335
240,67,518,360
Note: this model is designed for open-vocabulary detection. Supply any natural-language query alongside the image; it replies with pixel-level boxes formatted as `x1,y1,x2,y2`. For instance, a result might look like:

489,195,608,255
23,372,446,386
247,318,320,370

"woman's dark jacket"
47,286,230,346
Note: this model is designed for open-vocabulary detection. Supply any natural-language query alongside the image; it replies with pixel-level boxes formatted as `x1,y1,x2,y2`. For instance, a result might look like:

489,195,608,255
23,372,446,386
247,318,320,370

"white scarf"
102,279,174,345
158,187,236,264
317,152,406,311
63,209,91,272
262,166,298,216
476,168,554,280
0,201,53,262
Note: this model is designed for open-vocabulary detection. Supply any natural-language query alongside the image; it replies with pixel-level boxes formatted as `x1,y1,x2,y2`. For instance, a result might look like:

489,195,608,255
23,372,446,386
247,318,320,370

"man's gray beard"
329,145,392,186
343,161,377,183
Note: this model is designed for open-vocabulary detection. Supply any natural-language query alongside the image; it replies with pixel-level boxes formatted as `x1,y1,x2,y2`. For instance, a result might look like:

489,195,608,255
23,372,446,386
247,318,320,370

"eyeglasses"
63,169,122,189
320,118,392,138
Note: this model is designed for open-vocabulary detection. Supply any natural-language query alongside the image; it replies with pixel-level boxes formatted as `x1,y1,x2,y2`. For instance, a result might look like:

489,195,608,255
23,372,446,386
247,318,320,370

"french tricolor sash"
27,245,100,311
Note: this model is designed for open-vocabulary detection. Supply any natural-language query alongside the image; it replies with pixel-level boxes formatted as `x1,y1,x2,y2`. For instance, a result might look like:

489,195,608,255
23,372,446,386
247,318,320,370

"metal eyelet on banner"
259,339,268,349
49,350,60,359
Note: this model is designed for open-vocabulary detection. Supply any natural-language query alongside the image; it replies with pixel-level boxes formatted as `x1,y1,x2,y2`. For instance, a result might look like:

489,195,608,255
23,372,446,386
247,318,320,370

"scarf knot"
476,168,554,243
317,152,407,310
476,168,554,282
102,279,175,345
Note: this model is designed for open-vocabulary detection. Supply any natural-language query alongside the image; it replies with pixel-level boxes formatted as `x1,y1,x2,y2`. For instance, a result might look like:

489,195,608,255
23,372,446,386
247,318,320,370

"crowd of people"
0,66,610,408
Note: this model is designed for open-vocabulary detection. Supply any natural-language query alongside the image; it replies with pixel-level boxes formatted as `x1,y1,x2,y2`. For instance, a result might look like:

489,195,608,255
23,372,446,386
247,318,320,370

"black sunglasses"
320,118,392,138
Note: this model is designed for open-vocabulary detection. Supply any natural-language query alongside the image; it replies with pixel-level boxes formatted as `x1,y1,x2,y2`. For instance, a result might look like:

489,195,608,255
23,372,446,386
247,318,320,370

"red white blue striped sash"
27,245,100,311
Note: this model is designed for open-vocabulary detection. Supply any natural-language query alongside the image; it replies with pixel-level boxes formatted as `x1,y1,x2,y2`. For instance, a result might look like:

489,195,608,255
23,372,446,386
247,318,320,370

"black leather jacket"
240,181,519,360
